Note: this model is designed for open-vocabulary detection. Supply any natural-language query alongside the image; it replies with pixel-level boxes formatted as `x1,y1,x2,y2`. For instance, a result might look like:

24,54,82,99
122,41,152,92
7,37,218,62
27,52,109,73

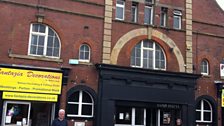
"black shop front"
0,65,68,126
96,64,200,126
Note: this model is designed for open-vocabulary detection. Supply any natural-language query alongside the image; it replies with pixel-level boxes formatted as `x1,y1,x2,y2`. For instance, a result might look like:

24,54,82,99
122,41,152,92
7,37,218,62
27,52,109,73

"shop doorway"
1,101,55,126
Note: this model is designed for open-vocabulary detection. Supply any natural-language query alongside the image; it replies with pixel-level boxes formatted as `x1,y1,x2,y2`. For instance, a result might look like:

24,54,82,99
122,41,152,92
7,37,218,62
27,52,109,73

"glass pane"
67,104,78,115
136,57,141,66
32,24,39,32
47,36,53,47
31,35,38,45
116,7,124,19
37,47,44,55
68,92,79,102
144,7,152,24
135,108,144,125
82,92,92,103
115,106,132,124
173,16,180,28
30,46,37,54
203,100,211,110
38,36,45,46
196,111,201,120
80,52,85,59
143,40,153,48
53,48,59,57
204,112,211,121
39,24,45,33
84,52,89,60
46,47,53,56
54,37,60,48
81,105,93,116
48,28,55,36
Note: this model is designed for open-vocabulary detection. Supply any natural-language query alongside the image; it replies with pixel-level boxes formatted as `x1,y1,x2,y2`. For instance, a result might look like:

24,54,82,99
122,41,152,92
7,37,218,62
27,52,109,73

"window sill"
9,53,63,63
201,74,211,78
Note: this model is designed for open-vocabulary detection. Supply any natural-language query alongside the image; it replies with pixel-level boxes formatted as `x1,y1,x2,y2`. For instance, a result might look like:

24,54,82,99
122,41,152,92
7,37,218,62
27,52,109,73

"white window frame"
116,0,125,20
67,91,94,118
173,10,182,29
28,24,61,58
160,8,167,27
115,108,146,126
131,4,138,23
131,40,166,70
200,60,209,75
196,99,213,123
144,6,153,25
79,44,90,62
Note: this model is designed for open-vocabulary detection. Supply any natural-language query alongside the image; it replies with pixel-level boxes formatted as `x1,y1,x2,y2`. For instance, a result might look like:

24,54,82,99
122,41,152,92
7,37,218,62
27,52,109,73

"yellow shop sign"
0,67,62,94
3,92,58,102
222,90,224,107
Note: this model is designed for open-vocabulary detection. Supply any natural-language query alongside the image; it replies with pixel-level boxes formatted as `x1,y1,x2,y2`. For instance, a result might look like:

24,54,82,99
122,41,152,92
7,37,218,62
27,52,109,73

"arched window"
28,23,61,58
200,59,209,75
79,44,90,62
130,40,166,70
196,99,212,123
67,90,94,118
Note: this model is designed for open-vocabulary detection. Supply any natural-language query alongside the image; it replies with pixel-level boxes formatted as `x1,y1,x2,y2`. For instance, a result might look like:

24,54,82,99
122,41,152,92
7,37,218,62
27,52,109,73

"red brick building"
0,0,223,126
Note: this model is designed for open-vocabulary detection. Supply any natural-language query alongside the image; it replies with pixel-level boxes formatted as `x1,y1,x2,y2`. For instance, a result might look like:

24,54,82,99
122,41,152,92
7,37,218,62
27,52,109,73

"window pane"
47,47,53,56
135,108,144,125
196,111,201,120
82,92,92,103
47,36,53,47
30,46,37,54
144,7,152,24
31,35,38,45
203,100,211,110
116,7,124,19
39,24,45,33
84,52,89,60
54,37,60,48
143,40,153,48
68,92,79,102
32,24,39,32
37,47,44,55
67,104,78,115
81,105,93,116
53,48,59,57
38,36,45,46
173,16,180,29
204,112,211,121
48,28,55,36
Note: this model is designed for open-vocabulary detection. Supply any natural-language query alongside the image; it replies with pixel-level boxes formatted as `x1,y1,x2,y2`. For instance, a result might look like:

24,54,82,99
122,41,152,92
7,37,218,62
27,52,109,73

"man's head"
58,109,65,120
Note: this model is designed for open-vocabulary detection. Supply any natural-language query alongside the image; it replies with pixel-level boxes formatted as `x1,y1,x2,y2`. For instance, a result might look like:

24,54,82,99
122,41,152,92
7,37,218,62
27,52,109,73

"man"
52,109,68,126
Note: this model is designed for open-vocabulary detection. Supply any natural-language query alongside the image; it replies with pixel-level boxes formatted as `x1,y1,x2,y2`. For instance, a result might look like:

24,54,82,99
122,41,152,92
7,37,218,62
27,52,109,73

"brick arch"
110,28,185,72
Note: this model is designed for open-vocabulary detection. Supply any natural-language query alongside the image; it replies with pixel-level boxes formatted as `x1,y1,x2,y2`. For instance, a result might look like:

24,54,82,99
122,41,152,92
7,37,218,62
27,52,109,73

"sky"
216,0,224,10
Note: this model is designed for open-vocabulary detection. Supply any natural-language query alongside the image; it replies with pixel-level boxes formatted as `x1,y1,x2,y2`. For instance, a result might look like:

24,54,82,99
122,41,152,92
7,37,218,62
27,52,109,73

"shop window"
160,7,168,27
131,3,138,23
28,23,61,58
173,10,182,29
79,44,90,62
144,6,153,25
130,40,166,70
196,99,212,123
116,0,125,20
115,106,146,126
67,90,94,118
200,59,209,75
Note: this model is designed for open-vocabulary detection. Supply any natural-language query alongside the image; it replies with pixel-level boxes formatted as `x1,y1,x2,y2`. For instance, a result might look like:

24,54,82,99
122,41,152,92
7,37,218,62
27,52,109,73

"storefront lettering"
157,104,180,109
0,68,23,77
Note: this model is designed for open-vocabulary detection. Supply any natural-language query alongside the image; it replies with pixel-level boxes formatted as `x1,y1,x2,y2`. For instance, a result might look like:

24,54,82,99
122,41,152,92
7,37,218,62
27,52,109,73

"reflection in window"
131,40,166,70
29,24,60,58
67,91,94,117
